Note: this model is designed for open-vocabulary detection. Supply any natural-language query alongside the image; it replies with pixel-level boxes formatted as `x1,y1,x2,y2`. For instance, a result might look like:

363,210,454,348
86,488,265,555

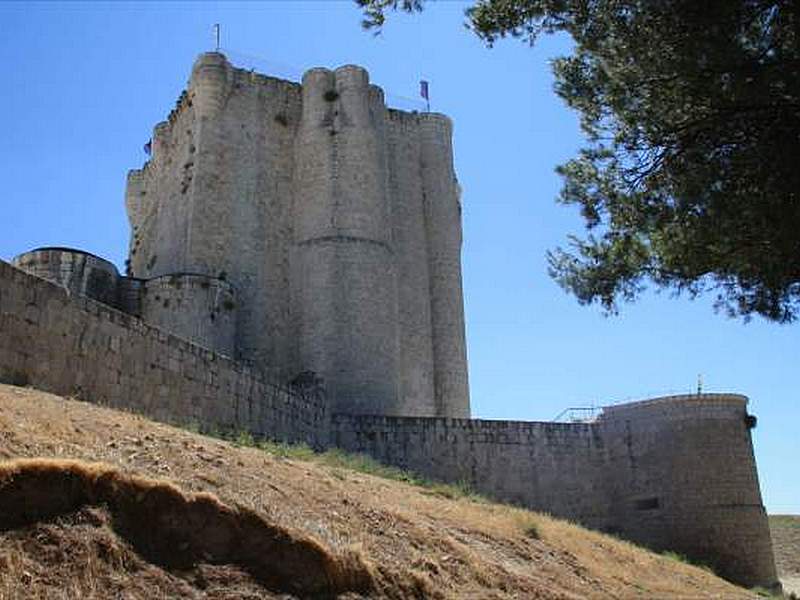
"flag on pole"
420,80,430,112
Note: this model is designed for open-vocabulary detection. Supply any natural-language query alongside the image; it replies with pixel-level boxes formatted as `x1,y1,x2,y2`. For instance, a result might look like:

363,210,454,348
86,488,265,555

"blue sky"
0,1,796,514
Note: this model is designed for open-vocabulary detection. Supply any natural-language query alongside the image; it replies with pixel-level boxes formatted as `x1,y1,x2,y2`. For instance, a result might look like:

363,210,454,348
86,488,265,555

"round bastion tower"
598,394,780,590
11,248,120,308
293,65,400,415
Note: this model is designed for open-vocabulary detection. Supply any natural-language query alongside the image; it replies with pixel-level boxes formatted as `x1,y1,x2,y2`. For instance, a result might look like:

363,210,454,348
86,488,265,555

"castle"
0,53,780,591
18,52,469,420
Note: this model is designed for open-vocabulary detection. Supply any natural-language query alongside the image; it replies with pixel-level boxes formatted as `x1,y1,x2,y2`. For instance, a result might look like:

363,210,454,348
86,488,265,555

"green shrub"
662,551,715,574
234,431,255,448
176,424,490,504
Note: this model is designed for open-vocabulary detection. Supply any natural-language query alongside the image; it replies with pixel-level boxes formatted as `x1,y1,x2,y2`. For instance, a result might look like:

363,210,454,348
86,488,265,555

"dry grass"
0,506,282,600
769,514,800,597
769,515,800,576
0,458,373,597
0,383,761,599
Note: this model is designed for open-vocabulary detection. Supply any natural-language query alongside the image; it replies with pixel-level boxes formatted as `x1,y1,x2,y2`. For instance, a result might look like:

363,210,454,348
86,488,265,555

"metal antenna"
213,24,221,52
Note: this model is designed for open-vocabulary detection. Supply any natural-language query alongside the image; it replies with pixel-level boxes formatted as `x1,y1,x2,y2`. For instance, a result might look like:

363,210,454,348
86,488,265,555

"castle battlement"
600,393,751,422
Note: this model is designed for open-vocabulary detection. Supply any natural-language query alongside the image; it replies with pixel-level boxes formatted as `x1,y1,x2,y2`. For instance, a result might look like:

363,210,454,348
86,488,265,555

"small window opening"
635,497,660,511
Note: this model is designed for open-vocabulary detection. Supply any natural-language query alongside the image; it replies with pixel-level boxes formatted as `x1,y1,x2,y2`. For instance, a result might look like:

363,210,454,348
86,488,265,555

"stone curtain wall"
332,396,779,589
332,415,609,521
0,260,327,448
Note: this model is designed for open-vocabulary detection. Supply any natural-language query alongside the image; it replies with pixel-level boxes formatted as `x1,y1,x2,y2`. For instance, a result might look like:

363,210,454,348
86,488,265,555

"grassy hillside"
770,514,800,597
0,383,763,599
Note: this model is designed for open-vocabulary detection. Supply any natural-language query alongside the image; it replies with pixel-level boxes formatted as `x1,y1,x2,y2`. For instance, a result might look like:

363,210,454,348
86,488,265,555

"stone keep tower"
125,52,470,418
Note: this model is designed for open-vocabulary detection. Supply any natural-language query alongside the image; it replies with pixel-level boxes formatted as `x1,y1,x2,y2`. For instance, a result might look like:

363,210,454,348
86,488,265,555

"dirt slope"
0,383,759,599
770,515,800,596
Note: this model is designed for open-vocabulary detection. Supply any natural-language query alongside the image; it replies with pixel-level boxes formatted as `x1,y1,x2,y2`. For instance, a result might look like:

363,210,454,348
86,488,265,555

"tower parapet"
190,52,232,120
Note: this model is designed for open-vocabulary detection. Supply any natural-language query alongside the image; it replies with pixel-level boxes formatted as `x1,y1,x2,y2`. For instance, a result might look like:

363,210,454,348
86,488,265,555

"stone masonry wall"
13,248,121,309
598,395,778,588
332,395,779,589
332,415,608,521
127,55,301,382
386,110,436,416
0,259,327,448
140,274,237,358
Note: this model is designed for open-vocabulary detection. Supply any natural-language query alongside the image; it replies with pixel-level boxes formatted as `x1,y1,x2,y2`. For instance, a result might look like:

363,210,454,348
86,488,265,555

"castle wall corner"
597,394,780,589
141,274,237,357
0,259,328,449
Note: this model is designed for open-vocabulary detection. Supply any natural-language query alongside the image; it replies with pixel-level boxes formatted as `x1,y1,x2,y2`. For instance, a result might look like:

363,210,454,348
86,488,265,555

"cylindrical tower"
12,248,120,308
191,52,231,121
419,115,470,418
128,53,232,283
292,65,399,415
183,51,232,278
599,394,779,590
125,168,147,234
387,111,436,415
